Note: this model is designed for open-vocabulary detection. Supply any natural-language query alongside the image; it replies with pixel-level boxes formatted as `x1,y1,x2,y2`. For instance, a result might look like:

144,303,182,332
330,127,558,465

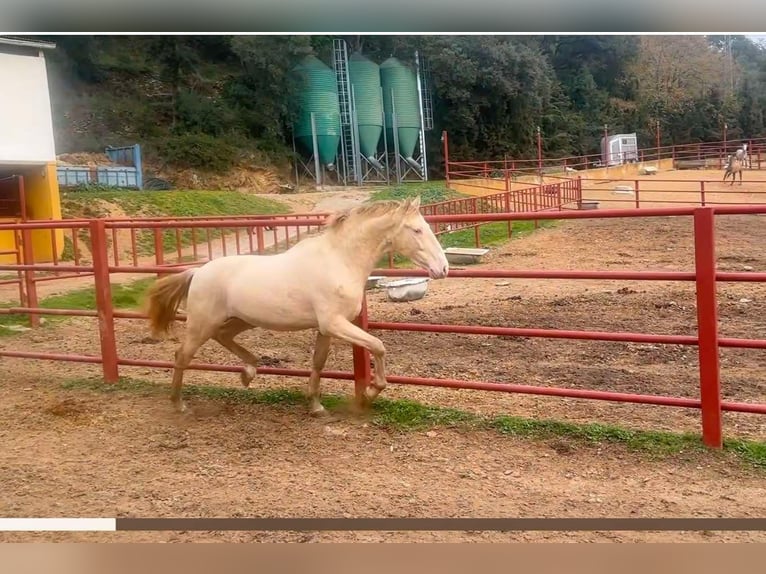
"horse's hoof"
365,382,384,402
240,365,257,388
172,400,188,414
309,404,327,417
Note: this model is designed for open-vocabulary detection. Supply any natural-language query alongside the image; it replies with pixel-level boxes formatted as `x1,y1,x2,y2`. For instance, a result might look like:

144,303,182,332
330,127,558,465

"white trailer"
601,133,639,167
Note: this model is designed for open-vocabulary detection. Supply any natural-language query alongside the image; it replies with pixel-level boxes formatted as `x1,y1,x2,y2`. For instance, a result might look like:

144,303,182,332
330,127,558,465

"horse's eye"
414,227,423,234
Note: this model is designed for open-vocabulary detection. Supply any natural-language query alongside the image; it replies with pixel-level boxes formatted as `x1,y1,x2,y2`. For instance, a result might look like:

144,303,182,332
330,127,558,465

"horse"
723,154,744,186
735,143,750,169
143,197,449,416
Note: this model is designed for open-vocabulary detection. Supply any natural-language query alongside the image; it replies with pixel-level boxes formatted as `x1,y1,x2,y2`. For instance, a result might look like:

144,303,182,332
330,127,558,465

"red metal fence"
578,178,766,208
0,178,582,311
443,131,766,178
2,205,766,449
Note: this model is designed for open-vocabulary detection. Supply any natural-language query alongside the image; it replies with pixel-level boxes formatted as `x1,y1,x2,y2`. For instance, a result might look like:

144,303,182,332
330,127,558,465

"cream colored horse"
144,197,449,415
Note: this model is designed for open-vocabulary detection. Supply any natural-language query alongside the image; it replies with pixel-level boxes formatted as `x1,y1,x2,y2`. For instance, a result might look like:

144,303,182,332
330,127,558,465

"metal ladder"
332,39,359,185
415,51,433,180
419,54,434,131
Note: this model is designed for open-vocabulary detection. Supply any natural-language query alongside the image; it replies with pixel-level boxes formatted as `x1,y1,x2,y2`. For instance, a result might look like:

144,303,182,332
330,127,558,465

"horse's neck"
328,214,399,280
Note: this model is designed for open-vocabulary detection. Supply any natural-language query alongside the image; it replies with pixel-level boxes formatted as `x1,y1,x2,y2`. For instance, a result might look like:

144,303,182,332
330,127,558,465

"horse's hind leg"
213,318,258,388
307,333,331,416
171,319,215,412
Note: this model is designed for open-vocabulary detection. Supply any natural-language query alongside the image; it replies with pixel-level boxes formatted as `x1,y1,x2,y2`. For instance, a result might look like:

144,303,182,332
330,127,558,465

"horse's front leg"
307,332,332,416
320,317,387,407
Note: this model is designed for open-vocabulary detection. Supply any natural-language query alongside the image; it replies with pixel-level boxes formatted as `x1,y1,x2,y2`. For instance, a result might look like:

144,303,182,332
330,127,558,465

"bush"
155,133,239,173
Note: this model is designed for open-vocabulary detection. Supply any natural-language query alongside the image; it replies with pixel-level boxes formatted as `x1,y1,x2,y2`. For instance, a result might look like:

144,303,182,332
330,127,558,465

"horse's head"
390,197,449,280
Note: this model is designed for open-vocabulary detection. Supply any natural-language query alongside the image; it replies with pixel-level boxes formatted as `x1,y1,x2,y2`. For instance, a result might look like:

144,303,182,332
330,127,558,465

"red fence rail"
2,205,766,449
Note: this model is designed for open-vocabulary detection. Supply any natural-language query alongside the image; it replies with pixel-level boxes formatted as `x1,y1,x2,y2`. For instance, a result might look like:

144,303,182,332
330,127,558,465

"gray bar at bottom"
115,518,766,532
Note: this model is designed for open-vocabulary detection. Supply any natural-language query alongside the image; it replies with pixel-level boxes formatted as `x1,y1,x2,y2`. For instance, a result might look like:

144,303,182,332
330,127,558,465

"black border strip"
116,518,766,531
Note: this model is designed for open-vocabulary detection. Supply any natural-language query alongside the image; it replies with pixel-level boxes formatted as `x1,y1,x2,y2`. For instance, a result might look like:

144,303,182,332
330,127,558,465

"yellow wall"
0,162,64,265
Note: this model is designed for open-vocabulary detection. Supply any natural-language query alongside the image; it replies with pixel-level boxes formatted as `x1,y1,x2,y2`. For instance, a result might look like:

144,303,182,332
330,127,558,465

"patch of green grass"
61,188,290,256
370,181,558,265
490,416,706,458
370,181,464,204
60,376,766,471
374,219,557,269
438,219,556,250
0,278,153,335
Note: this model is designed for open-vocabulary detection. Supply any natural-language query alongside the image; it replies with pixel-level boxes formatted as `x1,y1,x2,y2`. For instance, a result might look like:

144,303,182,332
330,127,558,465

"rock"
743,265,754,271
426,431,438,438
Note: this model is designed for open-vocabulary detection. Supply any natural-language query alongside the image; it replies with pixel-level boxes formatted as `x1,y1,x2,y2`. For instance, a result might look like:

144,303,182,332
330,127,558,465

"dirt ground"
2,187,766,542
578,167,766,208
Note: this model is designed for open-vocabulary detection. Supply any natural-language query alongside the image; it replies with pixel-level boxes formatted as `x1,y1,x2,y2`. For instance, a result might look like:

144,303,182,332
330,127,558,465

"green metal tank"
292,55,341,167
347,52,383,160
380,57,421,160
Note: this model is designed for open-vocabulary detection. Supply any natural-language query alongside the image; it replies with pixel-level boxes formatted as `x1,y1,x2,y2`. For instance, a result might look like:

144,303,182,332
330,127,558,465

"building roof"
0,36,56,50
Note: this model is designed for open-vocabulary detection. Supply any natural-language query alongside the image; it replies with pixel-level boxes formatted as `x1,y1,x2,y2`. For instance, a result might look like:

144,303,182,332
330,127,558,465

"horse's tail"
144,268,196,338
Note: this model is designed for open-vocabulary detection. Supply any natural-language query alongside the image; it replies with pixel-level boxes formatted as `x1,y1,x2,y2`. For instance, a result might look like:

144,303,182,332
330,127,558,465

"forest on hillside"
42,34,766,177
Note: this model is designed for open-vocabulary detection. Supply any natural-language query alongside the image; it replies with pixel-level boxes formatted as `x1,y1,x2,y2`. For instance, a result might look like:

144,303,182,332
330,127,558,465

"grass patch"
375,220,557,269
61,376,766,471
370,180,558,266
370,181,464,204
0,278,153,335
61,188,290,256
439,219,556,250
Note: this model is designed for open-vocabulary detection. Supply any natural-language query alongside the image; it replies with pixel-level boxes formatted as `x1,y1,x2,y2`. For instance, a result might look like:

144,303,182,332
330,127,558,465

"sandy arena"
1,169,766,542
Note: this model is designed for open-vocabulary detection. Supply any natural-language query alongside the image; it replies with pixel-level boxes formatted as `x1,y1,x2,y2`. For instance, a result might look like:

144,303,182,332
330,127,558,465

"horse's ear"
325,211,348,227
408,196,421,211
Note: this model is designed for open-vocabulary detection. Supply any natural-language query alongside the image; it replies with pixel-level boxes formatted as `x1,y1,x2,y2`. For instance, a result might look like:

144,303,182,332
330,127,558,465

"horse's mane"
323,199,419,231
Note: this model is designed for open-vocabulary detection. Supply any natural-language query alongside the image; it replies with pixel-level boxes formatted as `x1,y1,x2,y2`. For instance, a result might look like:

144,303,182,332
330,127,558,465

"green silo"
380,57,421,159
292,55,341,167
348,52,383,160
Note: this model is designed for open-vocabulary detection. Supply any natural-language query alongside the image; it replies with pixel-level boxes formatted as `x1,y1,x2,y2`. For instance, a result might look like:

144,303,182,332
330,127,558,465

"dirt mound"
153,165,288,194
56,152,115,167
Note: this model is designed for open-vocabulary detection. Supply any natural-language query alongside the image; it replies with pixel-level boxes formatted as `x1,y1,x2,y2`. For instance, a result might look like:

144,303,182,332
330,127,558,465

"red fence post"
20,228,40,328
700,181,706,207
90,219,120,383
693,207,722,448
153,228,165,279
352,295,371,404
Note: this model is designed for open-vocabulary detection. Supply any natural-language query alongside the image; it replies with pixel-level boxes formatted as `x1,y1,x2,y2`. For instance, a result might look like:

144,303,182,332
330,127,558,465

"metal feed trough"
444,247,490,265
384,278,429,302
366,275,385,290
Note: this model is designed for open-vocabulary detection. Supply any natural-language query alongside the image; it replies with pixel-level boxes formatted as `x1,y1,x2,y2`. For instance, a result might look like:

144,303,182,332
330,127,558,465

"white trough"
384,277,429,302
613,185,634,195
444,247,490,265
366,275,385,290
